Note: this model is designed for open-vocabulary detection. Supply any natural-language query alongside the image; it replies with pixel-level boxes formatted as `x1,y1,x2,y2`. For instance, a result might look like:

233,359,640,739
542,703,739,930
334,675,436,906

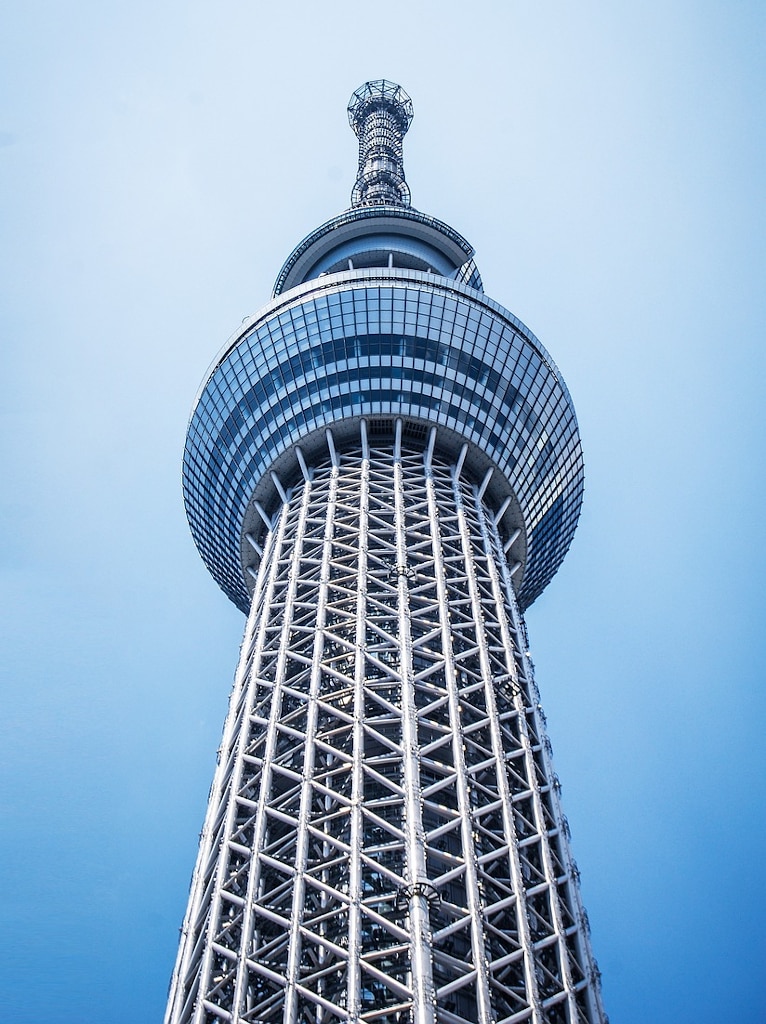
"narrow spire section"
348,80,413,208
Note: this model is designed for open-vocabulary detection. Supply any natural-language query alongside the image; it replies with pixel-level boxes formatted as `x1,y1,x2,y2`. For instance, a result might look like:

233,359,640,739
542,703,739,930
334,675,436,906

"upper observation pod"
273,82,482,297
348,79,413,208
182,83,584,614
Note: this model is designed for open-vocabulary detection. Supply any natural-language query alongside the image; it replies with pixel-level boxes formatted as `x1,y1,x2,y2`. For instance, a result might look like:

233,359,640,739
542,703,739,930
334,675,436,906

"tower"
167,80,606,1024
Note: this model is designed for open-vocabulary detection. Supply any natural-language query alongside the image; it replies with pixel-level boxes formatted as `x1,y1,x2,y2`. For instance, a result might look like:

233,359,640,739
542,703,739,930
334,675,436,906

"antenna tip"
348,80,413,136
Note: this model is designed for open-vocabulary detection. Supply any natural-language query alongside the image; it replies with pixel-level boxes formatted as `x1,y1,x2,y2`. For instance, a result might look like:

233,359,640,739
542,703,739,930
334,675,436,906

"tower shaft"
167,434,604,1024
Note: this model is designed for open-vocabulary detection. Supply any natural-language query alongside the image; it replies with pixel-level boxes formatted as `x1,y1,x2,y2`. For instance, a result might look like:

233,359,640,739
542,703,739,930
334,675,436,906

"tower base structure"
167,425,605,1024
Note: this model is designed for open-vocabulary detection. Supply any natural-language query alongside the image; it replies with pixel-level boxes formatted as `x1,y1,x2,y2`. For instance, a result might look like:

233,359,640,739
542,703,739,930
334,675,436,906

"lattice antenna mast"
348,79,413,208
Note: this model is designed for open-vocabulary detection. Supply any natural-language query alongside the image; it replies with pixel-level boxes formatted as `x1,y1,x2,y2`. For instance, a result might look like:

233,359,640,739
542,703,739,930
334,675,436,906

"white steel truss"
166,422,606,1024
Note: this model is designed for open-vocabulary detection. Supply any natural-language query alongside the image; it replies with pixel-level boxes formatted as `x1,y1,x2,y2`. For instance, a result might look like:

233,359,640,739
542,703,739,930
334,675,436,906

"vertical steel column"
393,421,436,1024
450,452,544,1021
422,434,492,1024
165,511,287,1024
282,435,341,1022
229,475,315,1020
347,420,370,1020
191,486,305,1024
474,488,606,1024
485,508,607,1024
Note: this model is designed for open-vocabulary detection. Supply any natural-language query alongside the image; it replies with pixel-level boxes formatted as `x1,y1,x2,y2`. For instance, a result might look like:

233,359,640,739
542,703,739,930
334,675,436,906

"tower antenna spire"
348,79,413,208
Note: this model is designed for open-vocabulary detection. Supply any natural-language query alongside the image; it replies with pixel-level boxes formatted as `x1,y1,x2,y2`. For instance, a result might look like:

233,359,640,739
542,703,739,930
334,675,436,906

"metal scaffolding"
166,426,605,1024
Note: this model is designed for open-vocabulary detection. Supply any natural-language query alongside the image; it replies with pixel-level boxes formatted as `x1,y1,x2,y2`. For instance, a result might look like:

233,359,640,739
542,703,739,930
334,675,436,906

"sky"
1,2,764,1021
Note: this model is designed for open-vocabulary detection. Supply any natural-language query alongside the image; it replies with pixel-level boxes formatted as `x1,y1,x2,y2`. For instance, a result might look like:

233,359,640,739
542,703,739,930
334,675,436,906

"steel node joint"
395,881,441,911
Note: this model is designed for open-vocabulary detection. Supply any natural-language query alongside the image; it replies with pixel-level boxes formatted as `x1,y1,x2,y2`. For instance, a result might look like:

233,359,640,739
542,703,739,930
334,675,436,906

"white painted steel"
393,419,436,1024
486,512,606,1024
166,432,605,1024
424,455,491,1024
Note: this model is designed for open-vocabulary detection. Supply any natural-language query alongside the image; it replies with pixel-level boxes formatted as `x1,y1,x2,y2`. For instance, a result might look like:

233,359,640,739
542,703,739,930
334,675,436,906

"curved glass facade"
183,269,583,613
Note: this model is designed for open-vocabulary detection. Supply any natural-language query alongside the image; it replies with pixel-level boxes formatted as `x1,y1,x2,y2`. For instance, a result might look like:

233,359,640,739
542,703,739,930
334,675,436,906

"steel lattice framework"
348,81,413,208
166,81,607,1024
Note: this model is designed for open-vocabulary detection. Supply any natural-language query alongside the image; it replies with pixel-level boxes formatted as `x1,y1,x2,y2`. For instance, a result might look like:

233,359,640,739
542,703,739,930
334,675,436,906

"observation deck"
182,83,583,614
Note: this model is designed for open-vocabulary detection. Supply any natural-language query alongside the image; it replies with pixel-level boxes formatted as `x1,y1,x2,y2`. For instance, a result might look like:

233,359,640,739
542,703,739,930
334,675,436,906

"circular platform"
183,268,583,613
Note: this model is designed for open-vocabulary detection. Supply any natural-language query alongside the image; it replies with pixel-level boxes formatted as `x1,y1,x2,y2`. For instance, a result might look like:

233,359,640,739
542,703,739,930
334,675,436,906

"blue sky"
1,2,764,1021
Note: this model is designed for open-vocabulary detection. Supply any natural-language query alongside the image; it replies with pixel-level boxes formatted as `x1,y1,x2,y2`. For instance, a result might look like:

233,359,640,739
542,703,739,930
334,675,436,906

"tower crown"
273,81,479,297
348,79,413,208
182,83,584,614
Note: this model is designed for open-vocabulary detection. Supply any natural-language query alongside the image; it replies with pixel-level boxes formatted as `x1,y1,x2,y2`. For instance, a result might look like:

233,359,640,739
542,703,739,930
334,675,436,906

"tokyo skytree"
166,80,607,1024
